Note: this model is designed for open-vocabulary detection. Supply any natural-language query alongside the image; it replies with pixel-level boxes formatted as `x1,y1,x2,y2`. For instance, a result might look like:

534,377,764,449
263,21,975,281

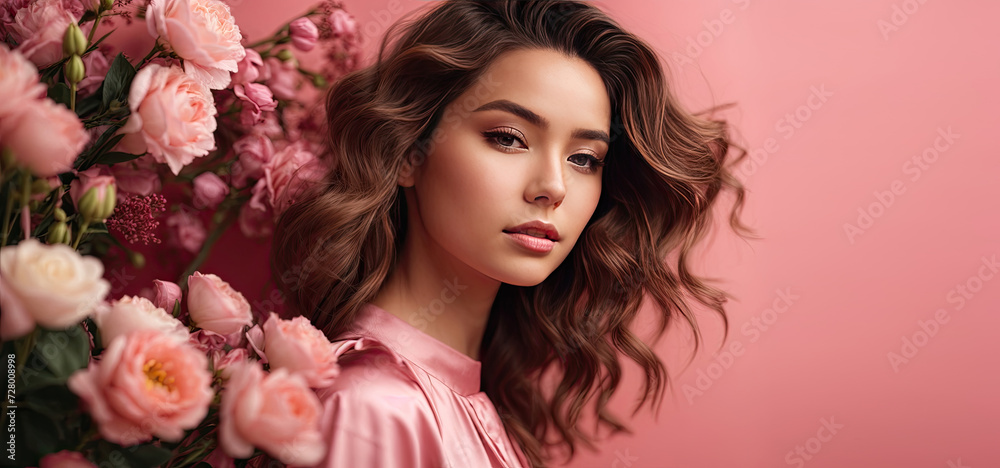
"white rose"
92,295,190,347
0,238,110,331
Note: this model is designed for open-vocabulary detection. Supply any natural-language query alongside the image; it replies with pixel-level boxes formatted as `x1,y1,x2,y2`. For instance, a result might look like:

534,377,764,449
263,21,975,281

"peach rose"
92,295,189,347
119,64,217,176
67,329,213,446
38,450,96,468
187,271,252,335
218,361,325,465
192,171,230,210
146,0,245,90
259,312,340,388
0,239,109,340
8,0,79,67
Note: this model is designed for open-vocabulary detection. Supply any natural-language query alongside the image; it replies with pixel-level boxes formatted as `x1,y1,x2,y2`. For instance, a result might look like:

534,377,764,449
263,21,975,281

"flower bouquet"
0,0,363,466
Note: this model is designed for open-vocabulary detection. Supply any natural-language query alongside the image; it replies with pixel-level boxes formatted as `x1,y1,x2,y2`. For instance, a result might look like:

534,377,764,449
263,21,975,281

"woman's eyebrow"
473,99,610,144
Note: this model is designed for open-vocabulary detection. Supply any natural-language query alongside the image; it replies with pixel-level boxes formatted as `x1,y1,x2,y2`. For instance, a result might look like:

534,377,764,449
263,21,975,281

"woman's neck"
370,240,501,361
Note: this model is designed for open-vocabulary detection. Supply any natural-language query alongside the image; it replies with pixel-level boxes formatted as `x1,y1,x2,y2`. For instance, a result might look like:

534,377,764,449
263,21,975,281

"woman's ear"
397,149,422,187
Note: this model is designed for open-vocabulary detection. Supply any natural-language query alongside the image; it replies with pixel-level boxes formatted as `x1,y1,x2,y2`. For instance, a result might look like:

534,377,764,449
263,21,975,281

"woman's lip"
504,231,555,253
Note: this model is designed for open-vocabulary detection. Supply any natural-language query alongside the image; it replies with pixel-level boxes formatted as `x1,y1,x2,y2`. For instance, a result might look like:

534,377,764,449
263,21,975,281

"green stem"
73,425,99,452
0,171,15,246
177,204,239,290
12,328,39,387
136,43,162,69
70,82,77,113
86,10,103,46
72,220,90,250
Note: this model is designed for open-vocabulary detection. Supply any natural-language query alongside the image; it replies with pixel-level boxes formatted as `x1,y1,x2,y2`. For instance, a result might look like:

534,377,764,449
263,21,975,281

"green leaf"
95,151,146,166
33,326,90,380
21,385,80,417
75,127,126,172
122,444,174,468
22,408,60,461
48,83,73,107
75,89,104,117
102,53,137,111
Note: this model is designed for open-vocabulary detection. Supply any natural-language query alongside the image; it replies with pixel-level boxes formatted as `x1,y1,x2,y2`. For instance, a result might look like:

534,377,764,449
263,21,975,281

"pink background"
131,1,1000,467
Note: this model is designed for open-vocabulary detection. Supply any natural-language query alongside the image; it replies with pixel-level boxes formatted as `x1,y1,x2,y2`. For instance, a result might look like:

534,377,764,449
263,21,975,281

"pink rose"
230,134,274,187
328,9,358,39
257,112,284,137
166,210,206,254
262,57,299,100
8,0,79,67
232,48,263,85
92,295,189,347
146,0,245,89
0,239,110,340
192,172,230,210
153,279,182,312
0,97,88,177
215,347,249,377
218,361,326,465
187,271,252,335
259,312,340,388
66,329,213,446
237,202,273,239
78,46,112,96
289,17,319,52
250,141,326,218
189,329,226,354
119,64,217,176
234,83,277,126
0,46,88,178
110,155,162,196
39,450,96,468
69,166,117,220
0,45,46,117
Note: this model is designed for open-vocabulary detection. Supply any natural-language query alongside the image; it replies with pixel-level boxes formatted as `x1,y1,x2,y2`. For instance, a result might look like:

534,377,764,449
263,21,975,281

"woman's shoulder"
319,335,434,416
310,336,445,467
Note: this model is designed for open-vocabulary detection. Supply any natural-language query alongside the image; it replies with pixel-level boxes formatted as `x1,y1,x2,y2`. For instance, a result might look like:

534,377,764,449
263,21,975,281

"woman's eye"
569,153,605,173
483,129,526,152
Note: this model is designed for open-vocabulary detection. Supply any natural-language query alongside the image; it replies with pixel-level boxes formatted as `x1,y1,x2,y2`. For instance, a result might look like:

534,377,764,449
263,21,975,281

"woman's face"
400,48,611,286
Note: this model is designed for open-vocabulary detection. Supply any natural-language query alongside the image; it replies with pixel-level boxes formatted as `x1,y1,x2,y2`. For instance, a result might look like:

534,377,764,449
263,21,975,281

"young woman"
271,1,754,466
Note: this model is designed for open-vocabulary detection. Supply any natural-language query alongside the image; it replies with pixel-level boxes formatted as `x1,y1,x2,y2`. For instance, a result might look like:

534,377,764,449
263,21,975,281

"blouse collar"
346,303,483,396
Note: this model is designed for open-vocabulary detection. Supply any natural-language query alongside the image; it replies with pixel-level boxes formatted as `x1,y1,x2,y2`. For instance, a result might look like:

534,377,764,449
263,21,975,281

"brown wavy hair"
271,0,756,466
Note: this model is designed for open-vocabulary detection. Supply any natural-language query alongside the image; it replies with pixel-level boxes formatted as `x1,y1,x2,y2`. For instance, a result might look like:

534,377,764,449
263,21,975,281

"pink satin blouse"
310,303,531,468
